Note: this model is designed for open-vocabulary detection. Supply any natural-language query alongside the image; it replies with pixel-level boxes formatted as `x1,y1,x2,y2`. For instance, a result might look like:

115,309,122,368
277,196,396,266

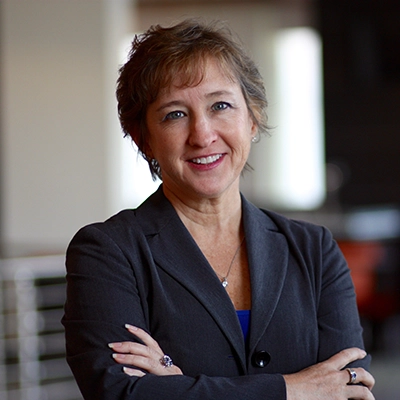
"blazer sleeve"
62,223,286,400
316,226,371,369
256,209,371,372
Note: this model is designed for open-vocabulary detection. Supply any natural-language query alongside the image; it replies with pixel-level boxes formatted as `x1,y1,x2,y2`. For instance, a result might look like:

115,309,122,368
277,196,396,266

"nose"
188,113,217,148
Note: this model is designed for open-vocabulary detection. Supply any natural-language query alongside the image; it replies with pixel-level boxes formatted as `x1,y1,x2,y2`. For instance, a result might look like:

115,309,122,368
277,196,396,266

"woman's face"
146,58,257,202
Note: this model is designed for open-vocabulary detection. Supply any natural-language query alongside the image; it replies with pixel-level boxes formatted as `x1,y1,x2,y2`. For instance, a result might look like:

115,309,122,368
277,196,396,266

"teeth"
191,154,222,165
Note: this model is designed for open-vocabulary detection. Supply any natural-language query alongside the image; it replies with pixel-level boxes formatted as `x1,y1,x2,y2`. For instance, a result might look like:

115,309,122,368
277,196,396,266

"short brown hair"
116,18,268,180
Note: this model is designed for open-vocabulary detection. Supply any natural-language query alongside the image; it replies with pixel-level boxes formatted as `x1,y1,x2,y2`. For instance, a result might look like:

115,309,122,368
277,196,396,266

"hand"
109,324,183,377
283,347,375,400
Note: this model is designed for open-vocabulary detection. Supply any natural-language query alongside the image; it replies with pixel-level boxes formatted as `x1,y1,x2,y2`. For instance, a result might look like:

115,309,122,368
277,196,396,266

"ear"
142,140,156,162
248,115,258,138
137,125,154,160
251,120,258,136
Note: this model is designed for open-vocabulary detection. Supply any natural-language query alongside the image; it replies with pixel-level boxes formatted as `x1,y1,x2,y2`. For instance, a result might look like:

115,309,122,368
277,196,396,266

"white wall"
0,0,134,257
0,0,321,257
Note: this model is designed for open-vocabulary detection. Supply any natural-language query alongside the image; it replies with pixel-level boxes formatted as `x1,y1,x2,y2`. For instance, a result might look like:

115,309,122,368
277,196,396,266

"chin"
191,180,238,200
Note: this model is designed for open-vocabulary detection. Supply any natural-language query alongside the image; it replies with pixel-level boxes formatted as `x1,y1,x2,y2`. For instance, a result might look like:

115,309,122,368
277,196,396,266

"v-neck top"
236,309,251,341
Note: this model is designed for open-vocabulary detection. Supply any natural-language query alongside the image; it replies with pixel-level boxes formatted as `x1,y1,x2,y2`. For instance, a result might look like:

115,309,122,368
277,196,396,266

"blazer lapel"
136,187,247,371
241,198,289,357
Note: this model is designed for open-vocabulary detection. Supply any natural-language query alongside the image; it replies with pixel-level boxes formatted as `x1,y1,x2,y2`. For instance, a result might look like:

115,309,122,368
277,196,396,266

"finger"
111,344,168,372
109,341,161,358
113,352,161,371
344,367,375,391
117,353,183,376
125,324,164,353
109,342,165,371
346,384,376,400
112,349,147,364
323,347,367,370
123,367,146,377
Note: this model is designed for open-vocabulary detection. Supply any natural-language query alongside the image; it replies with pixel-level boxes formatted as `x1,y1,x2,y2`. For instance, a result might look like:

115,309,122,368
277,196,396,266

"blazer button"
252,350,271,368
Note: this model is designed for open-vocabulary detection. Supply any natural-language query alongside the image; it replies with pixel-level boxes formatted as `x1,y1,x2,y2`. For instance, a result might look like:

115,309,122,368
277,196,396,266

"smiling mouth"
190,154,223,165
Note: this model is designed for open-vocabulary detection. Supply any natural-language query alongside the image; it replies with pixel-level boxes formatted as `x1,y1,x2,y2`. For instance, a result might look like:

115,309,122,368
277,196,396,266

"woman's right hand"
283,347,375,399
109,325,183,377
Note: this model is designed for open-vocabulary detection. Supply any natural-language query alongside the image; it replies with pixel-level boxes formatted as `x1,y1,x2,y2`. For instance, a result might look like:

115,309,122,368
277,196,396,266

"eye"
164,110,185,121
212,102,231,111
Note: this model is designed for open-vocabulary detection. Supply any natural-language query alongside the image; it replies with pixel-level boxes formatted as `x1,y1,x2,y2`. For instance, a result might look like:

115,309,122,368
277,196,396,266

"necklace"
218,237,245,288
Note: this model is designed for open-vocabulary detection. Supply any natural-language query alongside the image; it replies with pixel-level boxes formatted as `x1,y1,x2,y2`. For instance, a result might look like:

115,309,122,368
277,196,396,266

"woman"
63,19,375,399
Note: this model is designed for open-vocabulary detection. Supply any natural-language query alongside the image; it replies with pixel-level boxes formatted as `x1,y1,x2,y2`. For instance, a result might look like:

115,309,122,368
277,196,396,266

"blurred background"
0,0,399,399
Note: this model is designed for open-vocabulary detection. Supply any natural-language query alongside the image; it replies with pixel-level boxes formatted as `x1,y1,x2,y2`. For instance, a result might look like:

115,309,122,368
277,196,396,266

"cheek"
153,137,179,157
242,139,252,159
148,135,181,169
146,127,169,158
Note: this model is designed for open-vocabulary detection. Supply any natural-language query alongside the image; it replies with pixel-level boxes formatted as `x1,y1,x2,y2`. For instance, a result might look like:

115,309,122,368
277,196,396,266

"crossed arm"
110,325,375,400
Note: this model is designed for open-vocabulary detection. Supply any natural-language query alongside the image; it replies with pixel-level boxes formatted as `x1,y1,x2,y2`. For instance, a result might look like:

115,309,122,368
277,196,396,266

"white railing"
0,255,82,400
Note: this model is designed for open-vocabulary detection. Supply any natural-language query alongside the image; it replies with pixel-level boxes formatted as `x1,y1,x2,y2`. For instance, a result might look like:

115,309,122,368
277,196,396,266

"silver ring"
347,368,357,384
159,354,173,368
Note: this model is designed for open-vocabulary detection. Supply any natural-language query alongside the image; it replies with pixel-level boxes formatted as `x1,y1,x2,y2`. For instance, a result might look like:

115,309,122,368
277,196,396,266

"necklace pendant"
221,278,228,288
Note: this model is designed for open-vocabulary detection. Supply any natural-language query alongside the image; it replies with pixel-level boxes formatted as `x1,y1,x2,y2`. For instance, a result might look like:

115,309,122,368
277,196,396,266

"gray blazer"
63,186,369,400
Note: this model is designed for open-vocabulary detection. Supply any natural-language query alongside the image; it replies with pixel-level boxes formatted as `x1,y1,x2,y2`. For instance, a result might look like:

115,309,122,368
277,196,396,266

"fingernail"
125,324,138,331
123,367,146,377
108,342,121,349
123,367,133,374
113,353,125,359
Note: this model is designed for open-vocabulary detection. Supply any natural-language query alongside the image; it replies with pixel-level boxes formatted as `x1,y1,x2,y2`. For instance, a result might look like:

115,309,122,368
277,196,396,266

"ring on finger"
159,354,173,368
346,368,357,384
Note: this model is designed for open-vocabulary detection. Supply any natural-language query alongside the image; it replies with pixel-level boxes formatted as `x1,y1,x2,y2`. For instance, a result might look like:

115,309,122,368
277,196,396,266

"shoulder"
70,209,138,245
261,208,332,245
259,209,347,284
66,203,155,275
242,195,332,245
70,186,174,243
242,196,340,269
66,209,141,271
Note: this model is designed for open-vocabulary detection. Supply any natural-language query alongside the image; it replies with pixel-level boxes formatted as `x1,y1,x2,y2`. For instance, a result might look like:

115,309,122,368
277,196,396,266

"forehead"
156,57,238,100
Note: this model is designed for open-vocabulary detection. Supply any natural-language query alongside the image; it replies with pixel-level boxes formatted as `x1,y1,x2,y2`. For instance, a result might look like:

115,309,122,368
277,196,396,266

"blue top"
236,310,251,341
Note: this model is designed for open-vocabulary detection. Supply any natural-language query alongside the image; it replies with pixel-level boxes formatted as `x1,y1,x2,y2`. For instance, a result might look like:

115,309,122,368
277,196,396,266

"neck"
162,185,243,243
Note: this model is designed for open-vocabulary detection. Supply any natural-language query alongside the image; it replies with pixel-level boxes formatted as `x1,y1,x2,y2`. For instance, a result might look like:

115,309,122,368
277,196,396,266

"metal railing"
0,255,82,400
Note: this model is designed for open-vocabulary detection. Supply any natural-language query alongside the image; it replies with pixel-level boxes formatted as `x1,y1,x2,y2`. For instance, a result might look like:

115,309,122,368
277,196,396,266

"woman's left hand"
109,324,183,377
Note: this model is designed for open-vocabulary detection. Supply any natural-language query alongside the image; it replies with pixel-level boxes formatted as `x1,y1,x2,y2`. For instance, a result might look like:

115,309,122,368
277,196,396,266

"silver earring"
251,136,258,143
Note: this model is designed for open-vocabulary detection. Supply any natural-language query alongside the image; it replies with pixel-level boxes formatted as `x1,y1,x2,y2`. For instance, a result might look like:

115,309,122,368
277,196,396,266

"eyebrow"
155,90,236,113
206,90,235,98
155,101,183,113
